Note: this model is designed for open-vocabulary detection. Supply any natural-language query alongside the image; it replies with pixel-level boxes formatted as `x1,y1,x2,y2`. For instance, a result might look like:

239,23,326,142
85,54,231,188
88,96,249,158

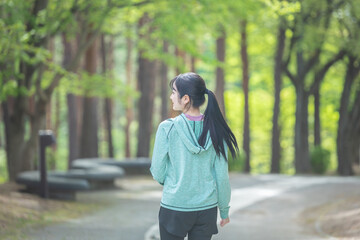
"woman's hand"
220,218,230,227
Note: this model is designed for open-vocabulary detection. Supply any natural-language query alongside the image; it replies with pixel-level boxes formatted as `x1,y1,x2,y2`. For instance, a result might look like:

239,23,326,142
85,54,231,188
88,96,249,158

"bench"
16,165,125,199
16,171,90,200
51,166,125,189
71,158,151,175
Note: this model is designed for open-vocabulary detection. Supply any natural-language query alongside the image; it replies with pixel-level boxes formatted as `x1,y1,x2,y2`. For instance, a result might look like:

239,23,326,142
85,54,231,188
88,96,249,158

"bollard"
38,130,56,198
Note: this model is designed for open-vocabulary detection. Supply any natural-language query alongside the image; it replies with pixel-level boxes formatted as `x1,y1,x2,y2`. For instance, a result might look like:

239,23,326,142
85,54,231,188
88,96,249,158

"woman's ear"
182,94,190,105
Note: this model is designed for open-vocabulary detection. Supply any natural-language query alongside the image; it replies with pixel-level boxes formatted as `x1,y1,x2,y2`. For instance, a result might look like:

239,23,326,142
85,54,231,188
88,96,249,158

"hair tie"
205,89,209,94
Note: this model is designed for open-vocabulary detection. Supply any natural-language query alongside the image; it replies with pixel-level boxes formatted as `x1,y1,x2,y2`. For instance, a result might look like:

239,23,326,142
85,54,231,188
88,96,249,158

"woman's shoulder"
158,118,175,133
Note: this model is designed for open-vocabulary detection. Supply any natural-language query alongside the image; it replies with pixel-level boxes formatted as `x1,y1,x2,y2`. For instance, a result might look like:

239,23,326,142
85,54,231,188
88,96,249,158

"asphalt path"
24,174,360,240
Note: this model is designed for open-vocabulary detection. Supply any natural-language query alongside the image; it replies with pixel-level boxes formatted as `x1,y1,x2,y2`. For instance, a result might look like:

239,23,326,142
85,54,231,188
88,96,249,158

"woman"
150,72,239,240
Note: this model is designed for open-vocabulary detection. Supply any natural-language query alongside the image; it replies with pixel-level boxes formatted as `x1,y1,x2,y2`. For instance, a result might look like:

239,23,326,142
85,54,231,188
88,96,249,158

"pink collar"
184,113,204,121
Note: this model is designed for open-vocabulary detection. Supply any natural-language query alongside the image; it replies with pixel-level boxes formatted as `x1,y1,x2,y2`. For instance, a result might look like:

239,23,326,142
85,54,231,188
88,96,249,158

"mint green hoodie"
150,113,231,219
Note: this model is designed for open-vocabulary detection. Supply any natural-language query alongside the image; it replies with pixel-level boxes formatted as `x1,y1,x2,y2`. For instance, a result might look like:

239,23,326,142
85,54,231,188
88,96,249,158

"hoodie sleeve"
150,121,170,185
214,144,231,219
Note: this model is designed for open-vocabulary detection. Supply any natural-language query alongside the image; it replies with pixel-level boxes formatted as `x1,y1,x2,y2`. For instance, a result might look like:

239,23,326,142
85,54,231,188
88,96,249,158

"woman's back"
151,113,230,218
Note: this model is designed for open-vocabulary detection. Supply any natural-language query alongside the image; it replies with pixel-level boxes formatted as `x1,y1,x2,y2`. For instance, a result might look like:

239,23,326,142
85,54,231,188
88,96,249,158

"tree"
62,33,81,167
79,33,99,158
216,26,226,117
125,33,135,158
337,56,360,175
101,34,115,158
240,20,251,173
136,13,157,157
160,41,169,121
271,19,286,173
335,0,360,175
283,0,344,173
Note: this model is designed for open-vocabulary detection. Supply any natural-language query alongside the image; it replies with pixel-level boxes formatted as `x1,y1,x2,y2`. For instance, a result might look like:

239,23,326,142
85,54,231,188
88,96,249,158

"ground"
0,174,359,240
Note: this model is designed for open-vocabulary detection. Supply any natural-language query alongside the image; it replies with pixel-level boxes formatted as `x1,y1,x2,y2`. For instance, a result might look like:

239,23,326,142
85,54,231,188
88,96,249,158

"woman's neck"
183,108,201,116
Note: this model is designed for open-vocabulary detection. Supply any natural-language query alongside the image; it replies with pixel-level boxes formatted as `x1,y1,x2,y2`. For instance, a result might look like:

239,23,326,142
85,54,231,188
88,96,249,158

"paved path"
24,174,360,240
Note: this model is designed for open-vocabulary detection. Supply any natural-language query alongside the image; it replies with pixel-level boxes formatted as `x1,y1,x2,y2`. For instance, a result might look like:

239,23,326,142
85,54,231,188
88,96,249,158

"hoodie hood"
173,113,213,154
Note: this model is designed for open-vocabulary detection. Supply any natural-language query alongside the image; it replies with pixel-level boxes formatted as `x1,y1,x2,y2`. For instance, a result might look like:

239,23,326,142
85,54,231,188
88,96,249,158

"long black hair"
169,72,239,161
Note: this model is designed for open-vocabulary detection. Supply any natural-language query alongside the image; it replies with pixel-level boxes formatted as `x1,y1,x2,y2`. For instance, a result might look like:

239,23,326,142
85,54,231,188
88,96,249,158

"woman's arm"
214,144,231,221
150,122,170,185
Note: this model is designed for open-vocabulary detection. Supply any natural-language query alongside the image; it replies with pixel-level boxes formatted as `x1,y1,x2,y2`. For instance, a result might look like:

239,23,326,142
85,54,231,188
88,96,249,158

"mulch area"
0,182,98,238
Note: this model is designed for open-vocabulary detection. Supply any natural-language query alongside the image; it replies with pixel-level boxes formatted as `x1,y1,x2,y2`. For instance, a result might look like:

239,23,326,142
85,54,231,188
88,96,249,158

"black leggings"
159,224,213,240
158,206,218,240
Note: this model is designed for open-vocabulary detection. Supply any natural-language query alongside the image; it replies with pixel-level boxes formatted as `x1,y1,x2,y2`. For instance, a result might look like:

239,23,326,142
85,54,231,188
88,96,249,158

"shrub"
310,146,331,174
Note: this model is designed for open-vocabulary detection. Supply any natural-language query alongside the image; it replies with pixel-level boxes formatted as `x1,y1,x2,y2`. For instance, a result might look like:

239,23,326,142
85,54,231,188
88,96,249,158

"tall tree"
125,34,134,158
216,26,226,117
160,41,169,121
240,20,251,173
101,34,115,158
63,33,80,167
80,33,99,158
337,56,360,175
136,13,157,157
283,0,344,173
2,0,51,180
334,0,360,175
271,20,286,173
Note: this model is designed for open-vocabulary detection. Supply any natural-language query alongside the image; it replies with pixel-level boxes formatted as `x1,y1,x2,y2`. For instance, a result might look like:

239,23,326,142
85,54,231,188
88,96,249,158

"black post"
39,130,56,198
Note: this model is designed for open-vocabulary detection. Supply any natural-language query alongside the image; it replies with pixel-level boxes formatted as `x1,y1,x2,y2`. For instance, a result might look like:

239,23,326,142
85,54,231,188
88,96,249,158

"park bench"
16,171,90,200
50,165,125,189
71,158,152,175
16,165,125,199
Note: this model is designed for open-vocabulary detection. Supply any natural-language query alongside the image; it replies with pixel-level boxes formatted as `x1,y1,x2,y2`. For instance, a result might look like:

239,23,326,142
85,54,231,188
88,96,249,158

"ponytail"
198,89,239,161
169,72,239,161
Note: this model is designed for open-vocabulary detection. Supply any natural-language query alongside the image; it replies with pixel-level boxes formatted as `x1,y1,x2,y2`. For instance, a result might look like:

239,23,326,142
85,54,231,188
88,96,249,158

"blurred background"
1,0,360,184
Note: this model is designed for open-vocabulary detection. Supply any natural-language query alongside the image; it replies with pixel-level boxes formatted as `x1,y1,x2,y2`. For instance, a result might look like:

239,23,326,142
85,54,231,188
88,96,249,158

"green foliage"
310,146,331,174
228,148,246,172
0,149,8,183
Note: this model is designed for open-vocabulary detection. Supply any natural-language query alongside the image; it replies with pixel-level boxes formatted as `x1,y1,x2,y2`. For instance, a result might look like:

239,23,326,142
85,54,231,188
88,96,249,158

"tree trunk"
67,94,78,165
136,13,157,157
63,34,79,167
294,86,311,173
190,56,196,73
216,27,226,117
125,35,134,158
3,99,26,181
80,34,99,158
5,60,47,180
240,20,251,173
313,83,321,146
161,40,169,121
337,56,360,175
312,51,345,148
101,34,114,158
271,24,285,173
349,90,360,166
169,46,183,118
104,98,114,157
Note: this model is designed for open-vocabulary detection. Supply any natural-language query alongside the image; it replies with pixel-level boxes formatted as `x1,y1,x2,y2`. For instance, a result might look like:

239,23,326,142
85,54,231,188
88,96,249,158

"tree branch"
284,66,297,87
309,50,346,94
